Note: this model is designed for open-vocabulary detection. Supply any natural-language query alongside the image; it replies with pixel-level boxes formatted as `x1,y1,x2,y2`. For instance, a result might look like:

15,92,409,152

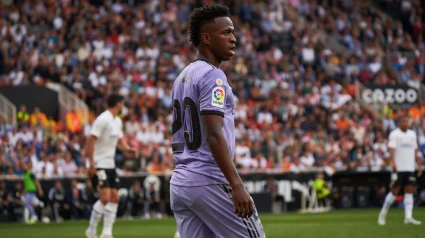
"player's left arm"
415,148,423,177
414,132,422,177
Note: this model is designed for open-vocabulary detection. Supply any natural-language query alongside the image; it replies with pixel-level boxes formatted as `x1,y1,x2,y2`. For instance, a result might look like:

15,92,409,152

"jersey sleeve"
198,69,228,117
388,131,397,149
90,116,107,138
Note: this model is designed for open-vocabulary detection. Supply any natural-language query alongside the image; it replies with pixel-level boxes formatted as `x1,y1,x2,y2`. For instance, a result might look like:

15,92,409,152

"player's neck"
399,128,408,132
107,108,119,117
195,49,221,68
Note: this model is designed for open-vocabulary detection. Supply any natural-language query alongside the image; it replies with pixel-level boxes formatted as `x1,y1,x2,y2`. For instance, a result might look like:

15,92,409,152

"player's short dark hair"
188,4,229,47
107,93,124,108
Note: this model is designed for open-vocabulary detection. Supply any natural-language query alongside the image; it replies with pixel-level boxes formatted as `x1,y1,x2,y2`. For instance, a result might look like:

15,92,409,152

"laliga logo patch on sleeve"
216,78,223,85
211,86,225,108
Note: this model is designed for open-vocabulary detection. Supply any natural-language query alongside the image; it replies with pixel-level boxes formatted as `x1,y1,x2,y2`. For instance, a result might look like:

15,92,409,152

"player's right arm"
87,116,106,177
388,131,397,172
86,135,97,177
199,69,253,219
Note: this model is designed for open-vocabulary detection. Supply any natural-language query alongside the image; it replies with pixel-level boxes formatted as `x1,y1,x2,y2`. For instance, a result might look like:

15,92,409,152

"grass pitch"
1,208,424,238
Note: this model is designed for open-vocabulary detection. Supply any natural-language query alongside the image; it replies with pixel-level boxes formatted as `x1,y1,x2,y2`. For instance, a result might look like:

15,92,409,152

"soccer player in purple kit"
170,4,265,238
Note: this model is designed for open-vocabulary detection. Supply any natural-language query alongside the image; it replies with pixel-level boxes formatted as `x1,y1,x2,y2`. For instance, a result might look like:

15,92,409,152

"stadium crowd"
0,0,425,221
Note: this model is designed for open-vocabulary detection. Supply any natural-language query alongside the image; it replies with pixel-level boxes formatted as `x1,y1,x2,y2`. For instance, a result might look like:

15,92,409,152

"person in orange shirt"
336,115,351,132
408,104,421,121
29,107,47,127
279,155,292,171
66,108,82,133
146,155,165,173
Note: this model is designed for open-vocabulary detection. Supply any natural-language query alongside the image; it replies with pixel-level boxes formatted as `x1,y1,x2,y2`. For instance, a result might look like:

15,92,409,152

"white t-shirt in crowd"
300,153,315,167
235,145,251,168
19,131,34,144
36,161,54,177
125,121,140,134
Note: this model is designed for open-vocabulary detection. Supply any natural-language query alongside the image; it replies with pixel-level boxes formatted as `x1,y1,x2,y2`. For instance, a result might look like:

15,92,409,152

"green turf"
1,208,424,238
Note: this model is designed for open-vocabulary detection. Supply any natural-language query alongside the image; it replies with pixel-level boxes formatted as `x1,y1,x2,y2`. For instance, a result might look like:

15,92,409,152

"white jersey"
90,110,123,169
388,128,417,172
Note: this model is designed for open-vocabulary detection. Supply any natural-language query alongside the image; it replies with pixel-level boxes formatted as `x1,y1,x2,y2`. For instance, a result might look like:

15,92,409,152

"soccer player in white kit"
85,94,138,238
378,115,423,225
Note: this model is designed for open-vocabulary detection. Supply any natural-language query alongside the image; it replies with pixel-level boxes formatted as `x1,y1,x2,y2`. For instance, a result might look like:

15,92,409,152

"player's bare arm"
87,135,97,177
389,148,396,172
117,137,138,157
415,148,423,177
201,114,253,219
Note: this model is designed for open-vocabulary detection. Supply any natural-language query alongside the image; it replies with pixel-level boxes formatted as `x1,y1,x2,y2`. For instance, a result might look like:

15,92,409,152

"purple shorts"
171,184,266,238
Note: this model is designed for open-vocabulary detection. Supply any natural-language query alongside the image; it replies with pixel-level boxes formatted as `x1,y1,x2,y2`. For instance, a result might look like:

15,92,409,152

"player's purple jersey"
170,60,235,187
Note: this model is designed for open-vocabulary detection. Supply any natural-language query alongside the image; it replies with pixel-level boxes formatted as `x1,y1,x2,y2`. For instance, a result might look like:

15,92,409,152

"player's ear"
200,32,211,45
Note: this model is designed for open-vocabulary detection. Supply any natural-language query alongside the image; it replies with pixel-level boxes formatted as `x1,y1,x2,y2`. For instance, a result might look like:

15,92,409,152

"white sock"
102,203,118,236
88,200,105,234
380,192,395,215
404,193,413,220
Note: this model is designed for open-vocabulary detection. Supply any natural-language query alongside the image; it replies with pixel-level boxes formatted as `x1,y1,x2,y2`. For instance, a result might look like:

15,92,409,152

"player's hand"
231,183,253,219
418,169,423,177
392,164,397,173
38,190,44,198
88,164,96,178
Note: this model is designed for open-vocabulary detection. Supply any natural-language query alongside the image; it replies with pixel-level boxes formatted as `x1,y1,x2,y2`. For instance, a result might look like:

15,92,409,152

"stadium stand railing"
0,93,16,125
46,83,89,126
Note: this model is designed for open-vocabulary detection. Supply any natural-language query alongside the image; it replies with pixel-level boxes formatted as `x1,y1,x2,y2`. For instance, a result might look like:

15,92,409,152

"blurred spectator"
81,179,98,212
290,156,306,173
66,108,82,133
125,114,140,135
62,152,78,177
70,179,85,219
17,105,29,127
35,151,53,177
250,153,268,171
48,180,71,222
1,181,24,222
144,176,163,219
264,178,286,212
0,180,16,221
128,181,144,218
146,155,164,174
29,107,47,127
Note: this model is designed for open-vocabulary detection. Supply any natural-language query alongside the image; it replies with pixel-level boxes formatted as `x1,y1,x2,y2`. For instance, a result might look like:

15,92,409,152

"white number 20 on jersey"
97,170,107,180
